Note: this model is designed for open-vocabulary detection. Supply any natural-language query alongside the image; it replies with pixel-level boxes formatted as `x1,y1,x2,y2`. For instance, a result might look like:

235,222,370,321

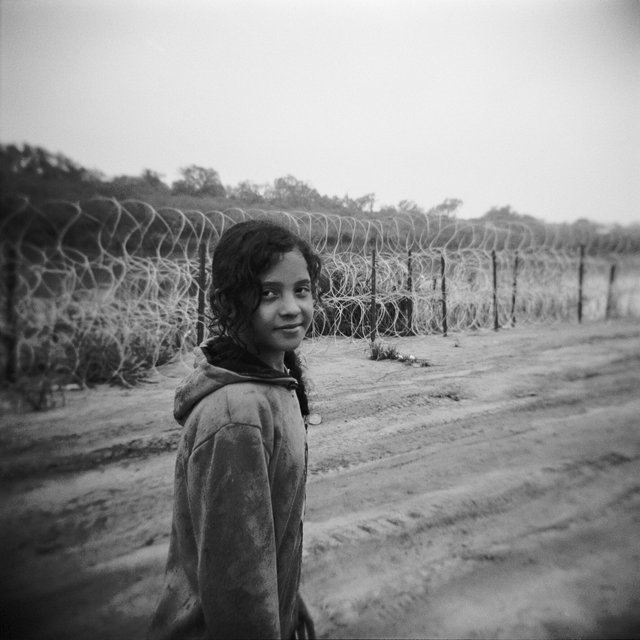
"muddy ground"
1,321,639,639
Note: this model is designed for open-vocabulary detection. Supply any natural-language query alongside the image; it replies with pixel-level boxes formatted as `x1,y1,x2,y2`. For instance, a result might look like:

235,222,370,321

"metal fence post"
440,252,448,337
605,263,617,320
578,244,585,323
492,249,499,331
406,247,413,334
370,244,377,343
511,251,519,326
197,242,206,345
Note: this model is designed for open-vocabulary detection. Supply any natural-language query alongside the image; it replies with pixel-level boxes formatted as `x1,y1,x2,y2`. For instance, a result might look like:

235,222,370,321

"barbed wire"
1,196,638,385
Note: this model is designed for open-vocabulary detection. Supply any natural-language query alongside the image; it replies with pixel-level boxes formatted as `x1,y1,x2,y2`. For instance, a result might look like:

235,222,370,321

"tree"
228,180,266,204
340,193,376,214
171,165,226,197
0,143,87,181
0,143,105,201
140,169,168,190
378,204,399,216
267,175,321,209
427,198,463,218
481,205,521,223
398,200,425,215
104,170,170,199
481,205,545,228
355,193,376,213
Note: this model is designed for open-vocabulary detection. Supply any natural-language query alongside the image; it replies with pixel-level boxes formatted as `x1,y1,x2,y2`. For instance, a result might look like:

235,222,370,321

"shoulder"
185,381,291,450
222,382,282,427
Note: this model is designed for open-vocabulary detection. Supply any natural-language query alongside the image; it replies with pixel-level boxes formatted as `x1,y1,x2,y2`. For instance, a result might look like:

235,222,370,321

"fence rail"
2,196,639,386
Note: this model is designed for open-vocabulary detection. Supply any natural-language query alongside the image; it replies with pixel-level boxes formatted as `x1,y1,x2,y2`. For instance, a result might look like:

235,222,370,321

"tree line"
1,143,637,247
0,143,383,214
0,143,512,218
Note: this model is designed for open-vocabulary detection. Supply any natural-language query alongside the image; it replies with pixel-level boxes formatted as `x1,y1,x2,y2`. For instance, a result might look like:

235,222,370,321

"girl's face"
242,249,314,371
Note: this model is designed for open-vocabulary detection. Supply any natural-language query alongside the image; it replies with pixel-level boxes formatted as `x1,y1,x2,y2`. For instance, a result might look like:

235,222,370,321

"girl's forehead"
260,249,309,280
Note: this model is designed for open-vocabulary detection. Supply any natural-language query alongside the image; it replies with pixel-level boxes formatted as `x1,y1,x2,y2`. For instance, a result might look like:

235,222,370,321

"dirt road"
1,321,639,639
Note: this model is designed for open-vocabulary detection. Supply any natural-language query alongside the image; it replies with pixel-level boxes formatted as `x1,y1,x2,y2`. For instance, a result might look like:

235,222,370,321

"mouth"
276,324,303,331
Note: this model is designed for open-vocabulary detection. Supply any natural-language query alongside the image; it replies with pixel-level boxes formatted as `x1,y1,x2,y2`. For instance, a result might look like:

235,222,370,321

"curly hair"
209,219,322,342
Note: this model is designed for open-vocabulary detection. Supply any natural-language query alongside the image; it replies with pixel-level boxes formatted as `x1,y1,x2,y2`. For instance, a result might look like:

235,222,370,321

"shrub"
369,340,400,361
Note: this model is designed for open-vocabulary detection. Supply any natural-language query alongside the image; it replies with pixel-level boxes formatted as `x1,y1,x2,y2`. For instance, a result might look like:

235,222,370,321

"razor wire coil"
1,196,639,386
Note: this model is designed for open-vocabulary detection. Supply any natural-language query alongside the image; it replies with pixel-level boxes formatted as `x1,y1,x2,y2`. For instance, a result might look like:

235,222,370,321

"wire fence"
2,196,639,386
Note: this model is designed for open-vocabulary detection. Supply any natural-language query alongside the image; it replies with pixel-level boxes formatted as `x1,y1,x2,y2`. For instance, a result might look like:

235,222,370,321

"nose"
279,291,301,316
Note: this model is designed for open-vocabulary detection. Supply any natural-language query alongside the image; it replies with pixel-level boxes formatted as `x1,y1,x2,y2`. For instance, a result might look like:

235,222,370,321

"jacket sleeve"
186,423,280,639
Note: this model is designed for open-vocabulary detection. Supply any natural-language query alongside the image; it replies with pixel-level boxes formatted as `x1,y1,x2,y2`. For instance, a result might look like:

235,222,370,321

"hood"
174,336,297,424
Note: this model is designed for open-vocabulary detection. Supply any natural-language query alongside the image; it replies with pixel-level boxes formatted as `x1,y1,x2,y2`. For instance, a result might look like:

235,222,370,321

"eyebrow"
261,278,311,286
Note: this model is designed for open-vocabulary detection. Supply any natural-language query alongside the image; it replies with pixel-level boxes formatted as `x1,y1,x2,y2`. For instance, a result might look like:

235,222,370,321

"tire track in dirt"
0,432,179,481
304,433,640,637
305,444,640,562
301,346,640,640
308,361,640,478
345,482,640,640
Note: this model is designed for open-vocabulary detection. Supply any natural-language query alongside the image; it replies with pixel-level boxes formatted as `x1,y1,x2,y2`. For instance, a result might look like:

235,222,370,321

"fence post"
440,252,448,337
4,245,17,382
492,249,499,331
406,248,413,334
370,243,377,343
605,263,617,320
511,251,519,327
578,244,585,323
197,241,206,345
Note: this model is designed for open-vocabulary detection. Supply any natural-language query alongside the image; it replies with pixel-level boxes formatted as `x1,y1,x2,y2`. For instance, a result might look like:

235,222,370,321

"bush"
369,340,400,361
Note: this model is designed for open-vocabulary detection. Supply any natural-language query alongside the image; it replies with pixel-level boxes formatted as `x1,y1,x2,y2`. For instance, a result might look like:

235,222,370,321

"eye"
296,285,311,296
261,289,278,300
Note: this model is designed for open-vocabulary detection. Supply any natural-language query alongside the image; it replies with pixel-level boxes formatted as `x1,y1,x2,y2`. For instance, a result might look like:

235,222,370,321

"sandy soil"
1,321,639,639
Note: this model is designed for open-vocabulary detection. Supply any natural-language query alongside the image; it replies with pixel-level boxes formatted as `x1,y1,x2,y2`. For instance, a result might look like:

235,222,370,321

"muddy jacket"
149,338,308,640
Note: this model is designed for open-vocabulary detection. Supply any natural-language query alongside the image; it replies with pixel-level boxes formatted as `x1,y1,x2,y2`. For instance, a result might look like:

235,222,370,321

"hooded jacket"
149,338,308,640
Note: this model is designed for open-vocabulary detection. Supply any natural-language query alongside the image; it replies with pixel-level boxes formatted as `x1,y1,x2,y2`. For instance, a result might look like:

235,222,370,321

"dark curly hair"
209,219,322,342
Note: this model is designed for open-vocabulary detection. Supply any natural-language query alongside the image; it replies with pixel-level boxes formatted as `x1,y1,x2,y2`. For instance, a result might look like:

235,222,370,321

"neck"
258,353,286,372
233,336,285,372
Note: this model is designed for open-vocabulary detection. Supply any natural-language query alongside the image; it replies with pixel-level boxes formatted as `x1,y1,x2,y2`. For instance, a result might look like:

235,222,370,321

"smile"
276,324,303,331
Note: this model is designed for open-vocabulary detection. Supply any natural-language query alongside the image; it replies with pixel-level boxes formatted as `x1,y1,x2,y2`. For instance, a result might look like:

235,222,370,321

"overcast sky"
1,0,639,225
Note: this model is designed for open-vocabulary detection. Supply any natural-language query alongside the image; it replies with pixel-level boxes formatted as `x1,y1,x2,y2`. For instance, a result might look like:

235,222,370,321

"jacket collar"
201,336,292,381
173,336,297,424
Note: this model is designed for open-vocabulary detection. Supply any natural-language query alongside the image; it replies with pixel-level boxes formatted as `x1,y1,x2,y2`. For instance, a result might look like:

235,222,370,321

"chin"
281,338,304,351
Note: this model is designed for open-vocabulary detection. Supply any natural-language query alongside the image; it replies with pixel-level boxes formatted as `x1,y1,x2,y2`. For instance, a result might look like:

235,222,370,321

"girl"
149,220,320,639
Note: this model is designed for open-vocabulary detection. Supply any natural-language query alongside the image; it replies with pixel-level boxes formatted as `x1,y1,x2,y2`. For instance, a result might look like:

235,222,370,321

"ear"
213,290,235,318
